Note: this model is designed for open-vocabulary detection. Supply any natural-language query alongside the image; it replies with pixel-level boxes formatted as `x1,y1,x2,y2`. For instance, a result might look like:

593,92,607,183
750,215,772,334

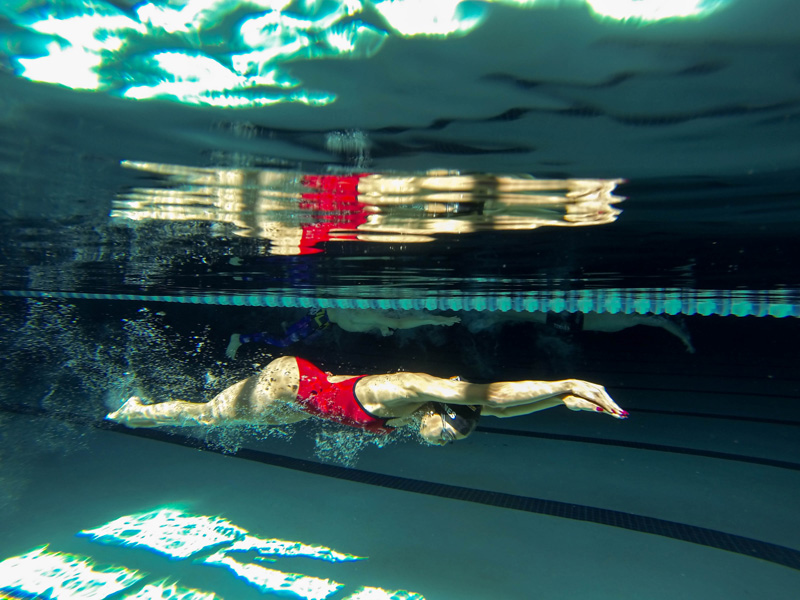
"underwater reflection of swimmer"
464,310,695,353
107,355,626,446
225,308,460,358
112,162,622,255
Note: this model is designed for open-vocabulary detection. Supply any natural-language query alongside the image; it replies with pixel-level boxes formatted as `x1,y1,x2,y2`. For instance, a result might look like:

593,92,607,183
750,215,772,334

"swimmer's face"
419,411,469,446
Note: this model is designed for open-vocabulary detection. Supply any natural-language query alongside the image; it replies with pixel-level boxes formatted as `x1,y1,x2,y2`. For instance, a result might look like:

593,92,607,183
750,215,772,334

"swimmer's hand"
559,380,628,419
106,396,158,428
437,316,460,326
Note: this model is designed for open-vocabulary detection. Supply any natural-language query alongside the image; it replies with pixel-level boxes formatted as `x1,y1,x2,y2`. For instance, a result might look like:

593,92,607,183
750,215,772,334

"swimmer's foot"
650,315,695,354
106,396,158,428
226,333,242,359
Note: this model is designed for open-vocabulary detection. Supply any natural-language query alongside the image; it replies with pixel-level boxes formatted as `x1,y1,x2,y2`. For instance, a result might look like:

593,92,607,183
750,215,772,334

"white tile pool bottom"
0,419,798,600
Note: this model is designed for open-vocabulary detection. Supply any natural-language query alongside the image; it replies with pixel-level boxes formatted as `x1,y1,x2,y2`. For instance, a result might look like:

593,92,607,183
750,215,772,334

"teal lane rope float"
1,288,797,317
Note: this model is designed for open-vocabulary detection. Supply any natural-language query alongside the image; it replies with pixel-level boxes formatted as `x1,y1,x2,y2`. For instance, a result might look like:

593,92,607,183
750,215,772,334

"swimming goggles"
440,412,457,444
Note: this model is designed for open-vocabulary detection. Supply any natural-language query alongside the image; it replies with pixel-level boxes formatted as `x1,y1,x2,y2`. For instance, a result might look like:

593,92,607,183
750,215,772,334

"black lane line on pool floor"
475,426,800,472
103,423,800,572
3,401,799,472
2,403,799,571
624,407,800,428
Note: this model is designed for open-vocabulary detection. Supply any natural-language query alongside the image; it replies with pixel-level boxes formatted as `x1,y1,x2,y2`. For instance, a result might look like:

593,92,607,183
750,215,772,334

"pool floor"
1,390,798,600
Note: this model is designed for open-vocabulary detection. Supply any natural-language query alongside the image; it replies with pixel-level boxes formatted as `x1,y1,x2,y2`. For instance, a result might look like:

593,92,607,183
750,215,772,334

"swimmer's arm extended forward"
327,308,460,336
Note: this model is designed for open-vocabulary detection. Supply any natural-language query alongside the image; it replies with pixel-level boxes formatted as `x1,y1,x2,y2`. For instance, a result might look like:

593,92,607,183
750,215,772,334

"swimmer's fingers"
562,395,601,412
579,381,622,412
563,382,628,419
562,394,627,418
589,387,625,417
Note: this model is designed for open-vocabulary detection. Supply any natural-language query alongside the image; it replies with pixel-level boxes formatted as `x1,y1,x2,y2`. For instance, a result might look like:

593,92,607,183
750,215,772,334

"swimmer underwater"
107,356,627,445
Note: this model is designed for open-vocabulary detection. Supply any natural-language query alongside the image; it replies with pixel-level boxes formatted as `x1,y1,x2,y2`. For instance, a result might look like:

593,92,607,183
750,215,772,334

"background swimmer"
463,310,695,353
226,308,460,358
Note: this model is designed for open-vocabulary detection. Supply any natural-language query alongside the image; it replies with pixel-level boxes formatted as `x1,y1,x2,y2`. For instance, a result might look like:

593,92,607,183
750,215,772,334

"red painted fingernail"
596,407,604,412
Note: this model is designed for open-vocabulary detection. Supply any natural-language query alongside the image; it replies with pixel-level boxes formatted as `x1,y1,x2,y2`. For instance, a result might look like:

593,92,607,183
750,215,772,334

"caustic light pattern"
0,0,729,108
79,509,248,560
0,546,144,600
79,508,365,562
126,582,219,600
0,508,423,600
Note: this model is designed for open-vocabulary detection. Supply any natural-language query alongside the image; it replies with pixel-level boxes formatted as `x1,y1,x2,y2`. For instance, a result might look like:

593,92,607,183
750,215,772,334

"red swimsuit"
294,358,393,434
297,175,369,254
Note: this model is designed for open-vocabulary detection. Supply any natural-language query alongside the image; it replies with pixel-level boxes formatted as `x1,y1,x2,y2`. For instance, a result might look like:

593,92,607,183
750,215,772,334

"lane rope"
1,288,798,317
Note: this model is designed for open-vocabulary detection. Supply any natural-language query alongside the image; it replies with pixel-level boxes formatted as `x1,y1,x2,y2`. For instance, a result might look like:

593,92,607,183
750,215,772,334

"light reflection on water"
111,160,623,254
0,1,727,108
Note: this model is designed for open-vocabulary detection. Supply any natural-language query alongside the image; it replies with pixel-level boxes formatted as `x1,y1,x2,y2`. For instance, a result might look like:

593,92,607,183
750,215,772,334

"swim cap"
436,403,482,437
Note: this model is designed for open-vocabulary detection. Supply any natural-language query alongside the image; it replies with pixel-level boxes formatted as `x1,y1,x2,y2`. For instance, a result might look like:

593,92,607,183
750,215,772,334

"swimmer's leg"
647,315,695,353
225,333,242,359
106,396,218,429
582,313,694,353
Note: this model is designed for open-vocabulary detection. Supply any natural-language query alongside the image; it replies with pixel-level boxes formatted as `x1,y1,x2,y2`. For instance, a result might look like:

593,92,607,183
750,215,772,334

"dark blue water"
0,0,799,311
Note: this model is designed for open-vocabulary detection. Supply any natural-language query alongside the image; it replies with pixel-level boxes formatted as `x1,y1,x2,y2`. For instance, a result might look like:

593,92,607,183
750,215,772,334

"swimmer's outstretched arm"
480,393,609,417
481,378,626,417
358,373,626,419
327,308,460,336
